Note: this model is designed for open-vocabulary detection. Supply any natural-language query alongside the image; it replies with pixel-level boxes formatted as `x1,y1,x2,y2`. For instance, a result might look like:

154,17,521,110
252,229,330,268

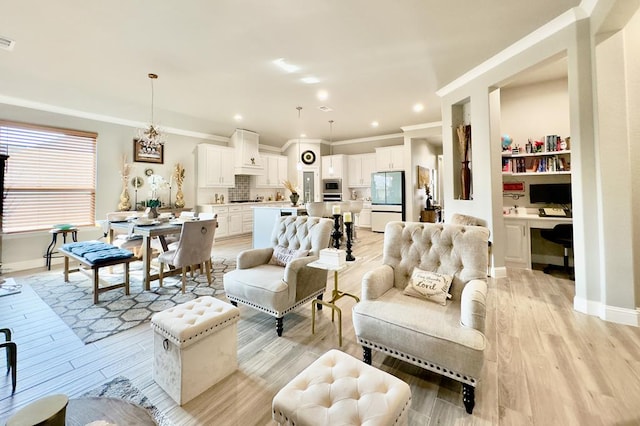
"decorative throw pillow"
268,245,309,267
403,267,453,305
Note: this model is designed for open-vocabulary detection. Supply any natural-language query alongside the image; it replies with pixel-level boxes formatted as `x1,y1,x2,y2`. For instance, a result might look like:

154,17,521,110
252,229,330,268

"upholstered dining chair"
352,221,490,414
103,212,144,257
157,219,217,294
224,215,332,336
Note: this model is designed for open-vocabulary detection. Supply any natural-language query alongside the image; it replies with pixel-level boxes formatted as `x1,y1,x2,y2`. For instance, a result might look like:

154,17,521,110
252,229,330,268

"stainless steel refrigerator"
371,171,405,232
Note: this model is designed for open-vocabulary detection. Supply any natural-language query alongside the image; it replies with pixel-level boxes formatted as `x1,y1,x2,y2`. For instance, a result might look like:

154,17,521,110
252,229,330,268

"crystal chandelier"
137,73,166,151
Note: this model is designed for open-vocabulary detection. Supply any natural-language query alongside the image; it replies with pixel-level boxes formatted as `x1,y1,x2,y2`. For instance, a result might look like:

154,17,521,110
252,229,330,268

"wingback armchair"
224,215,332,336
352,221,490,414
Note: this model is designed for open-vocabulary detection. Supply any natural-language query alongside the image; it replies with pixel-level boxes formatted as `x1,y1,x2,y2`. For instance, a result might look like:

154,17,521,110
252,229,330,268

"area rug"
21,257,235,344
82,376,172,426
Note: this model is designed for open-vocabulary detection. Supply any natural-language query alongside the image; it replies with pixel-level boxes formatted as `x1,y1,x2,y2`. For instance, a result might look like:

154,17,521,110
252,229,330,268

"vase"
290,193,299,206
148,206,159,219
461,161,471,200
118,187,131,211
175,186,185,208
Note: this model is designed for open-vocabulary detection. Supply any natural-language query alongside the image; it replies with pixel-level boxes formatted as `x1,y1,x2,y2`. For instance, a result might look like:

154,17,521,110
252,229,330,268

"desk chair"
540,224,574,280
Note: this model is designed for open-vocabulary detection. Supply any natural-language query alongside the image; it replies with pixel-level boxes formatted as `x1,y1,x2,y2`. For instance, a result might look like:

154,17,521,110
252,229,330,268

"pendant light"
328,120,335,176
137,73,166,150
296,106,303,171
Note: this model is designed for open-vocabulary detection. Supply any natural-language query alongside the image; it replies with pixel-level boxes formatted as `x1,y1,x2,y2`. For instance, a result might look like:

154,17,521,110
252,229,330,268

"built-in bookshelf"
502,150,571,175
502,134,571,176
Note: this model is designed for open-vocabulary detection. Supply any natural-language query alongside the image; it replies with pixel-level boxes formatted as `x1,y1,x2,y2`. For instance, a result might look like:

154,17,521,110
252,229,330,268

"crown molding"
0,94,230,143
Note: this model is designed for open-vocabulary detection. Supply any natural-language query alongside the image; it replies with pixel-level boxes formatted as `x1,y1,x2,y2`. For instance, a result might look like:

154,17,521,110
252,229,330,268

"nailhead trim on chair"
358,337,478,386
226,288,325,318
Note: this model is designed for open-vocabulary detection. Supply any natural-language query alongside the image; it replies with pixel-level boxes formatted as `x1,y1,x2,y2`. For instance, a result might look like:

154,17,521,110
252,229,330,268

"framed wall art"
133,139,164,164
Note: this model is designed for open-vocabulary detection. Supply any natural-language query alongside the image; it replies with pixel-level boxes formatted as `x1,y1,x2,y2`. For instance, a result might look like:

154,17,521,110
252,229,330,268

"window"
0,121,97,233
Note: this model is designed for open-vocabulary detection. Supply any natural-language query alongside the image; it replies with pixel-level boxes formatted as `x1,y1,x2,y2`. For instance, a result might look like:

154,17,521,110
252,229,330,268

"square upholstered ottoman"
150,296,240,405
273,349,412,426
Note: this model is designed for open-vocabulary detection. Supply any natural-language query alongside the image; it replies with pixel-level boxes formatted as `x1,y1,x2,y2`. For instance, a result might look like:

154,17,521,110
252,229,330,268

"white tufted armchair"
224,216,333,336
352,221,490,414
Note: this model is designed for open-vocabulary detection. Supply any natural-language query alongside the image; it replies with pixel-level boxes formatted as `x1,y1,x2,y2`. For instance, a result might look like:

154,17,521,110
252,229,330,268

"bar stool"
44,226,78,270
1,328,16,394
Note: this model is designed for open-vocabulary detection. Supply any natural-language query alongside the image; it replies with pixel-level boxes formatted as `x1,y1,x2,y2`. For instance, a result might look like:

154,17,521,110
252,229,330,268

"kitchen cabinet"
228,205,244,235
229,129,262,175
322,155,346,180
347,154,375,187
242,205,254,233
197,144,235,188
375,146,405,171
256,154,288,188
504,219,530,268
356,205,371,228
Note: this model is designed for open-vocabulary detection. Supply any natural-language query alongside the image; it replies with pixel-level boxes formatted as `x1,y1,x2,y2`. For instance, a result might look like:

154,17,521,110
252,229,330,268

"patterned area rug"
22,257,235,344
82,376,172,426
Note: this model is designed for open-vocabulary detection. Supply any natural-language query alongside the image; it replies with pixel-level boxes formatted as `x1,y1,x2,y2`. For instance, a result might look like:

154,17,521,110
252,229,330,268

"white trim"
490,266,508,279
333,133,404,146
400,122,442,132
436,7,582,97
0,94,229,143
573,296,640,327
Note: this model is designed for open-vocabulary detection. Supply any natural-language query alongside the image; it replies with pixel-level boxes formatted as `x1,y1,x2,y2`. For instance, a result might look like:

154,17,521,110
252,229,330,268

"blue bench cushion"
61,241,134,265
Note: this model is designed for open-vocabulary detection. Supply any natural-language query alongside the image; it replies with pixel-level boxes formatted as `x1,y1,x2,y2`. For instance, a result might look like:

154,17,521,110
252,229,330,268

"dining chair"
157,219,217,294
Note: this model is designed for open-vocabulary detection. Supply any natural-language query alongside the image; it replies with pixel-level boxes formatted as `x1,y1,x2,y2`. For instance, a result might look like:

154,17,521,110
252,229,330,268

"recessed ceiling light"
317,90,329,101
371,121,379,128
273,58,299,73
300,133,307,138
302,76,320,84
413,103,424,112
234,114,243,121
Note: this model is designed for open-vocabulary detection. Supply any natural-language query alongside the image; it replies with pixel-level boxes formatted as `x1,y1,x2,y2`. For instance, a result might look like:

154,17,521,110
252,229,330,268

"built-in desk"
504,211,572,269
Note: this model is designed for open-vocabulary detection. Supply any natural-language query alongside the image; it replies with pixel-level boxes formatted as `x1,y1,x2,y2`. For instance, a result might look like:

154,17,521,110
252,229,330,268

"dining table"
109,219,183,291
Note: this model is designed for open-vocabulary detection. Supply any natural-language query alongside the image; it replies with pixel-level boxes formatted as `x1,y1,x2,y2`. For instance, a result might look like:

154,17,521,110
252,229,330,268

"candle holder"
332,214,343,250
345,222,355,261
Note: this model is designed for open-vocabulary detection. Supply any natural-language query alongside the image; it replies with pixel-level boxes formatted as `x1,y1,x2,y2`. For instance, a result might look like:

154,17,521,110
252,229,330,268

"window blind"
0,121,97,233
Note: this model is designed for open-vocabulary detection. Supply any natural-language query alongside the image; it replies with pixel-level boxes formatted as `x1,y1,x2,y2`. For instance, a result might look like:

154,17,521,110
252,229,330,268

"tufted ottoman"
150,296,240,405
272,349,412,425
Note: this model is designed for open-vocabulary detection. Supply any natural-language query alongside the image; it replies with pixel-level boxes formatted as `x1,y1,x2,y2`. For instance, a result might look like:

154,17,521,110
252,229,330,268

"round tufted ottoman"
272,349,411,425
150,296,240,405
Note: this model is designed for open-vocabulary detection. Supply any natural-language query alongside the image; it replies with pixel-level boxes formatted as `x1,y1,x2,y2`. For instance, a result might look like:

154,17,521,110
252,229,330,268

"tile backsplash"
228,175,251,201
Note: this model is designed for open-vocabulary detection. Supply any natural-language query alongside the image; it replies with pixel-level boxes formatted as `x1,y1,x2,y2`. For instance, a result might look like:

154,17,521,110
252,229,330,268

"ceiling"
0,1,579,148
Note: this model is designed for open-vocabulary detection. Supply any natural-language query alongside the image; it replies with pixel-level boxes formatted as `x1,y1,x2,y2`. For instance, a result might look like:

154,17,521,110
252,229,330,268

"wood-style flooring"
1,229,640,425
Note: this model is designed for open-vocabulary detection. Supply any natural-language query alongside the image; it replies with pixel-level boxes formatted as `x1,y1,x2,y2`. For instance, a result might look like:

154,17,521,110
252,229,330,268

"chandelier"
137,73,166,151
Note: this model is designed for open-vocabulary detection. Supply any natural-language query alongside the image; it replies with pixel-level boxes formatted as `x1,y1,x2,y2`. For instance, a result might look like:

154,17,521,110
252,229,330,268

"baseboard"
3,258,50,274
574,296,640,326
490,266,507,278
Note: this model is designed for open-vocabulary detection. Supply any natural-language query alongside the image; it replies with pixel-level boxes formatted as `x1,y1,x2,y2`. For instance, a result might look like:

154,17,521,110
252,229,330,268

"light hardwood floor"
2,229,640,425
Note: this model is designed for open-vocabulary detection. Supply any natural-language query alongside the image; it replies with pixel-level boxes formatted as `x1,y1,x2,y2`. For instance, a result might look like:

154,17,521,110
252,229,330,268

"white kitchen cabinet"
375,146,405,171
228,205,243,236
504,219,530,268
197,144,235,188
211,206,229,238
256,154,288,188
242,205,254,233
322,155,346,179
357,207,371,228
229,129,262,174
348,154,376,187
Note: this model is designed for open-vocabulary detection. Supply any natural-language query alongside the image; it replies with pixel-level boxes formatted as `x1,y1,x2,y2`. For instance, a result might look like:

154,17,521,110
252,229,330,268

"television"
529,183,572,205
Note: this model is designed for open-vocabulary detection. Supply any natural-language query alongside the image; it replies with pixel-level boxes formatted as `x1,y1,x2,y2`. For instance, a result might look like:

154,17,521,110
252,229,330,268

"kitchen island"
253,205,307,248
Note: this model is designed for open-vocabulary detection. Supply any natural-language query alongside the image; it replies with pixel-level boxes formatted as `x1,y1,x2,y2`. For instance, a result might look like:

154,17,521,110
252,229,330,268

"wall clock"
301,150,316,165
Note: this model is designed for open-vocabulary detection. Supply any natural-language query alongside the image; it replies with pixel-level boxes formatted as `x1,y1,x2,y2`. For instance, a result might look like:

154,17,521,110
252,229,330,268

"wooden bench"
60,242,137,304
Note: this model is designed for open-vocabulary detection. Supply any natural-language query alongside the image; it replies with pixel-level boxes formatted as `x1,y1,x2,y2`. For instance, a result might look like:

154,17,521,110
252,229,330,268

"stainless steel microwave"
322,178,342,194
